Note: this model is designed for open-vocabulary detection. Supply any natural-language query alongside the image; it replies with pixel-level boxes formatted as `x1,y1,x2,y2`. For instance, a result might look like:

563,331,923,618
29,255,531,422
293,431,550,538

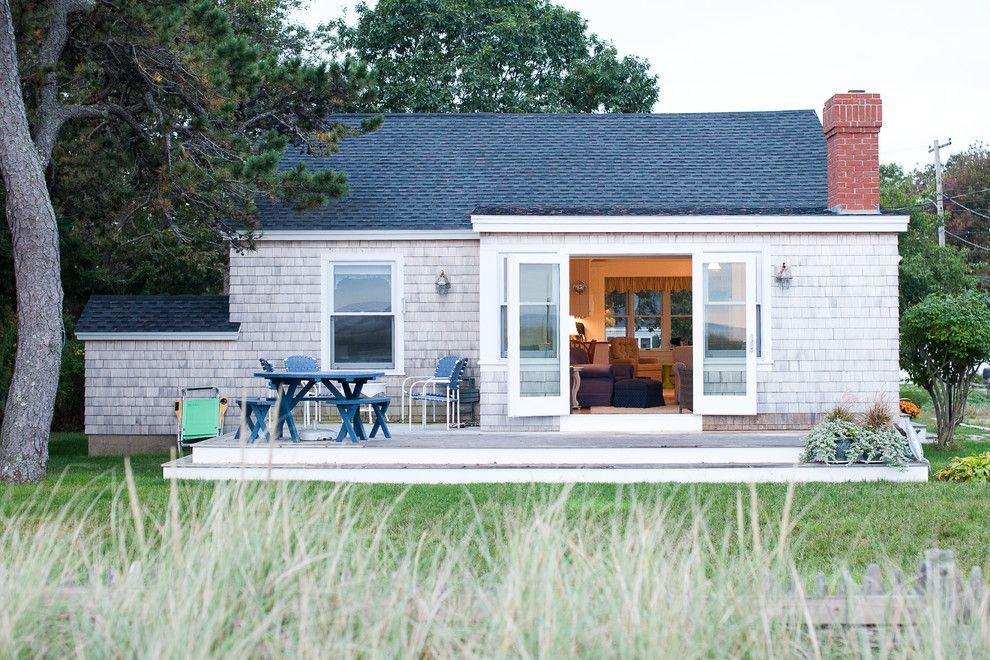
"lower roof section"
76,295,239,340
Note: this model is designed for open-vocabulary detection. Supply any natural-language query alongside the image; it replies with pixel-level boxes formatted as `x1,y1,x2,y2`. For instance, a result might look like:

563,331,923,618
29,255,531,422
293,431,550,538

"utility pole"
930,138,952,246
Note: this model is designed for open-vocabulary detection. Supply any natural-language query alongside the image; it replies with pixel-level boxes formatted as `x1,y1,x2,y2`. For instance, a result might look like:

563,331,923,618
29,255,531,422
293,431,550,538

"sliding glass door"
692,253,757,414
506,254,570,417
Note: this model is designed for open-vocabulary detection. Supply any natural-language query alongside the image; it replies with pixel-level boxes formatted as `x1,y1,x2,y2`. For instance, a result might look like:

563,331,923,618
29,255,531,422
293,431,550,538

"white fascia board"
470,214,910,233
76,331,240,341
252,229,480,241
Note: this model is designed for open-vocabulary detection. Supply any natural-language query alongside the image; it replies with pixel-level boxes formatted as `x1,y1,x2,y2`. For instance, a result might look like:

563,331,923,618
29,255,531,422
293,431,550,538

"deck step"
163,455,929,484
189,444,804,467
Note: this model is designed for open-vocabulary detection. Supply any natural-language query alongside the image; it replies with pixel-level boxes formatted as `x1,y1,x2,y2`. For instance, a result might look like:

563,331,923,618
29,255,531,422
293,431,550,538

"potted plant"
846,401,910,467
800,408,860,464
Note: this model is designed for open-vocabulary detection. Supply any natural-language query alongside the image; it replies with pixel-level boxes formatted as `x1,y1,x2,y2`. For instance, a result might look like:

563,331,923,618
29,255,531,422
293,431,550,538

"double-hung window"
327,261,399,369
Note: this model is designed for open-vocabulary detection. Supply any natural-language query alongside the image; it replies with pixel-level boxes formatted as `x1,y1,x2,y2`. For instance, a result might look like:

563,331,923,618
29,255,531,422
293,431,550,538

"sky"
294,0,989,170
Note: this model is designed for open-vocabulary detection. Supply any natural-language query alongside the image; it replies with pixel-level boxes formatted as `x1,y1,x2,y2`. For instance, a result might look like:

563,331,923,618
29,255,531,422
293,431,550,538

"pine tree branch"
33,0,97,168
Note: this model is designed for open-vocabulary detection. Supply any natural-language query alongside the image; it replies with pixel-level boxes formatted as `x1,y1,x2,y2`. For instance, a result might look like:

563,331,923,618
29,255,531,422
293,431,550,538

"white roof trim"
253,230,480,241
76,331,240,341
470,214,910,233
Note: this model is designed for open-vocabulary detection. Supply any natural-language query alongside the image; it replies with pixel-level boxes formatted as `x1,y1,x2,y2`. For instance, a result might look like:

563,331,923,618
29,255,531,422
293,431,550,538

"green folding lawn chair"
175,386,228,451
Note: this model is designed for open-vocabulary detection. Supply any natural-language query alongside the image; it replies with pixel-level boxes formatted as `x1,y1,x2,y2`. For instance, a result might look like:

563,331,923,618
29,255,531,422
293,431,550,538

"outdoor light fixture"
435,270,451,295
774,262,793,290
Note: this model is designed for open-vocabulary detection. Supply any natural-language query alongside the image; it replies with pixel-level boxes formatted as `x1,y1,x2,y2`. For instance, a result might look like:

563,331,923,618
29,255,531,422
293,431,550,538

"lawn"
2,423,989,577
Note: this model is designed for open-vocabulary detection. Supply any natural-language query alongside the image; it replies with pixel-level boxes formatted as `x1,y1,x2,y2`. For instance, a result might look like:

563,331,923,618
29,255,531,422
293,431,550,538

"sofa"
674,362,693,412
671,345,693,404
571,345,633,407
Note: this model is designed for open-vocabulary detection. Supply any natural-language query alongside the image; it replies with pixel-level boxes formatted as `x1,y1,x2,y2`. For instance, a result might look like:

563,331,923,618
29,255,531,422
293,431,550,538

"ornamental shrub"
900,291,990,448
934,453,990,482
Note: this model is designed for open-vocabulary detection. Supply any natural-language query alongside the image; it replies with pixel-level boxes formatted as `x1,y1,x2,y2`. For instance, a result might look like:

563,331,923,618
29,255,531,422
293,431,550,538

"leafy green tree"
881,163,976,312
900,291,990,448
0,0,377,482
336,0,659,113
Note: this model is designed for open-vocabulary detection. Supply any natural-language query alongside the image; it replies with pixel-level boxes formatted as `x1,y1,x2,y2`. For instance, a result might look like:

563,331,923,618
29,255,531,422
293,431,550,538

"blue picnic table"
253,371,388,443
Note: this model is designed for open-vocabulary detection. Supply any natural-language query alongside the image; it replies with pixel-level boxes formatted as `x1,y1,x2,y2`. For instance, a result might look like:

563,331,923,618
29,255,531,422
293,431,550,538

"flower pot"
825,438,853,464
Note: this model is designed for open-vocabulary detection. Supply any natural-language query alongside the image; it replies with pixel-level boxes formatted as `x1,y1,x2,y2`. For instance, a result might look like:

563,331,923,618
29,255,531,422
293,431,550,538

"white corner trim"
253,230,479,242
75,331,240,341
470,214,910,234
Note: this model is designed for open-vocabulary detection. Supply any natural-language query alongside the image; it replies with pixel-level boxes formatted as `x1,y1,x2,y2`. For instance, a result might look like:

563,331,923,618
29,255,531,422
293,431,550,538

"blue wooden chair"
284,355,322,426
401,356,463,423
408,357,469,429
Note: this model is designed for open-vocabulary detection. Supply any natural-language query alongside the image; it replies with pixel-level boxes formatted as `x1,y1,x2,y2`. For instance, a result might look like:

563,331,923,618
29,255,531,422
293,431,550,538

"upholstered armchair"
674,362,693,413
608,337,663,380
570,345,633,407
671,346,693,403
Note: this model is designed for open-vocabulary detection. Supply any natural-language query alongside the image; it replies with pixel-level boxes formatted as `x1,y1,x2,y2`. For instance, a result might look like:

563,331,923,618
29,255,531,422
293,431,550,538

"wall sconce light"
773,262,793,290
435,270,451,295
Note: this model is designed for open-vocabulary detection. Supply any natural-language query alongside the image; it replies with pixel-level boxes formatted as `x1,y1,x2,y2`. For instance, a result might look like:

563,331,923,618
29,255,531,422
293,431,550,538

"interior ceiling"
586,256,691,263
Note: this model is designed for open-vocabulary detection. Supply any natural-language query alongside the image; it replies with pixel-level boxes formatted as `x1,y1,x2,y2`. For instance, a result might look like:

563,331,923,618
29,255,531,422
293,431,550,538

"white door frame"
480,238,769,420
506,253,570,417
691,252,758,415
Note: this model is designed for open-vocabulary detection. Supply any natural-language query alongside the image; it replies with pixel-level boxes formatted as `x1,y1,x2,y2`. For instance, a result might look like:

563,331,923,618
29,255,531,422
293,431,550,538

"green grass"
3,430,990,576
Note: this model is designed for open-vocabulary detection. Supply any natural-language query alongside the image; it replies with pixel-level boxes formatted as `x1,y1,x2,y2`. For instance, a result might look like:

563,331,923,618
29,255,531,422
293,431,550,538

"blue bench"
234,399,275,443
329,396,391,442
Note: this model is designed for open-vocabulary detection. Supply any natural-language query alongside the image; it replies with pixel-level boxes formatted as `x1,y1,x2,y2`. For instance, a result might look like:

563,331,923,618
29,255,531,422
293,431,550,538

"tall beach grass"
1,469,988,658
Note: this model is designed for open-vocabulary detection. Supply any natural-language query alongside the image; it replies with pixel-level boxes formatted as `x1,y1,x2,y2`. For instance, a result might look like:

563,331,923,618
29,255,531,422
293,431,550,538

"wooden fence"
778,549,986,625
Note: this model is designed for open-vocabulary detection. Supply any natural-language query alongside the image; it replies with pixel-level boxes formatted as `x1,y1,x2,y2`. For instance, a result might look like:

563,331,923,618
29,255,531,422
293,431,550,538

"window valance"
605,276,692,292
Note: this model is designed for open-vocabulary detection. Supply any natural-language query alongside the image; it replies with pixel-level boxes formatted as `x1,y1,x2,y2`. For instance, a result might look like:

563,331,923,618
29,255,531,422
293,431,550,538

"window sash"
328,261,398,369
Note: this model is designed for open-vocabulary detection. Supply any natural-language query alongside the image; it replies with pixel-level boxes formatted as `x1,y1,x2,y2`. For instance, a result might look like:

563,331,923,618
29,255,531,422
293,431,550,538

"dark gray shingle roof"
76,295,239,335
262,110,828,231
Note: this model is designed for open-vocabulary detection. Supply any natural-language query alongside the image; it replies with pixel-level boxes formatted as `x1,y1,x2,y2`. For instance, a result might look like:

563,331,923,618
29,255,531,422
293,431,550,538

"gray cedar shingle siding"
261,110,829,231
76,295,239,335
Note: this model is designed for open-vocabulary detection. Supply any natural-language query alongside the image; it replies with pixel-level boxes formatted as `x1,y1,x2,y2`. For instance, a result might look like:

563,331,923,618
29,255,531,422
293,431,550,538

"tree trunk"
0,0,64,483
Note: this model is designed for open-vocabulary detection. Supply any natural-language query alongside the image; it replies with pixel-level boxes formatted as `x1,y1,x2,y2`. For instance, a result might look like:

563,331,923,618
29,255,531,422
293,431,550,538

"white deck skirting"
163,429,929,483
164,457,929,484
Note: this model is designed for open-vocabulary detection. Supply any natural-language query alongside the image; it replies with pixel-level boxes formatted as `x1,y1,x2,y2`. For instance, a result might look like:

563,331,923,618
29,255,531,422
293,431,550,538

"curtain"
604,276,692,292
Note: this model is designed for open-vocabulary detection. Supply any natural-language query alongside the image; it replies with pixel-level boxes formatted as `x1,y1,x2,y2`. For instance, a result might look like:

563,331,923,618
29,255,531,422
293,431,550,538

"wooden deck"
162,425,929,484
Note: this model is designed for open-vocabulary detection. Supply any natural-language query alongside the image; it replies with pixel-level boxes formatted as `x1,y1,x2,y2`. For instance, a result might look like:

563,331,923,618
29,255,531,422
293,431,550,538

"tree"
943,144,990,274
335,0,659,113
900,291,990,448
0,0,377,482
881,163,976,313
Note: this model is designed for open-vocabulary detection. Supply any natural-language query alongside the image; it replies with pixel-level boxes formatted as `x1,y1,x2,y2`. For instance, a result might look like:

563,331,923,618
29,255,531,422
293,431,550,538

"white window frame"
321,252,405,375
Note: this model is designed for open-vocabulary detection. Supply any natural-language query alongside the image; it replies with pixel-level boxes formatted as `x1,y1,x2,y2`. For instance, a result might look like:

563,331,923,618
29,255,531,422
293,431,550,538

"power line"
944,229,990,252
945,188,990,202
946,196,990,221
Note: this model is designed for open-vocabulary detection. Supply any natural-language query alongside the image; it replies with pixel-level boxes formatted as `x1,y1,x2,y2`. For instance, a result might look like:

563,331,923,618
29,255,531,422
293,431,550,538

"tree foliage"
0,0,378,479
881,163,976,313
943,143,990,273
900,291,990,448
335,0,659,113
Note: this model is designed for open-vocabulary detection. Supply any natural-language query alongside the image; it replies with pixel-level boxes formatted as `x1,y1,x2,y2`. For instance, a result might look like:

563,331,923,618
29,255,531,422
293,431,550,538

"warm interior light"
707,262,721,271
568,315,581,336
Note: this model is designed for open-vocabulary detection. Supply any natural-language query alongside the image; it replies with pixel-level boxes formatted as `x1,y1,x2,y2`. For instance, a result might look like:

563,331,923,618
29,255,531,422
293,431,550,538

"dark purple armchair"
570,345,633,407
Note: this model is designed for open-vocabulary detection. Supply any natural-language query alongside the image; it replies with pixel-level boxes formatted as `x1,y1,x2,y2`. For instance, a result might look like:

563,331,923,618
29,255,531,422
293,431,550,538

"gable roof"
75,295,239,337
261,110,828,231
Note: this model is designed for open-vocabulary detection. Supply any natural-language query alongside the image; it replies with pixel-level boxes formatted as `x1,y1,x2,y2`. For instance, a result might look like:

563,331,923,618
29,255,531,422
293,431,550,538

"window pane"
333,264,392,312
519,264,558,303
704,305,746,356
500,304,507,358
519,305,558,358
605,315,629,339
671,290,692,315
332,316,393,366
605,290,627,316
671,317,693,345
634,290,661,316
705,262,745,303
635,316,661,348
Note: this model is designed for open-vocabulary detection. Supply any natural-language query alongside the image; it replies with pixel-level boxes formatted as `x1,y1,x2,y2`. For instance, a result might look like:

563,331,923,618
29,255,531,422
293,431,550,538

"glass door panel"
693,254,757,414
507,254,569,416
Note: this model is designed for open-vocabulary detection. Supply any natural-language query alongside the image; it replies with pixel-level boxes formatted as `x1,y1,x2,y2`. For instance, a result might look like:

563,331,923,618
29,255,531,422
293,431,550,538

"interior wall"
570,256,691,341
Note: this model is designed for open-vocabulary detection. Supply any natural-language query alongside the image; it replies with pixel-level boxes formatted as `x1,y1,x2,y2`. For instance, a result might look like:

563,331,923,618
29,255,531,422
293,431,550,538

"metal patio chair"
400,355,462,423
408,357,469,429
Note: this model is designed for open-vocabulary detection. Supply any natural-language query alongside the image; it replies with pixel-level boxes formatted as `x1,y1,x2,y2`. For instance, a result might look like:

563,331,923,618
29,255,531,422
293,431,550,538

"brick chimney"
822,91,882,213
